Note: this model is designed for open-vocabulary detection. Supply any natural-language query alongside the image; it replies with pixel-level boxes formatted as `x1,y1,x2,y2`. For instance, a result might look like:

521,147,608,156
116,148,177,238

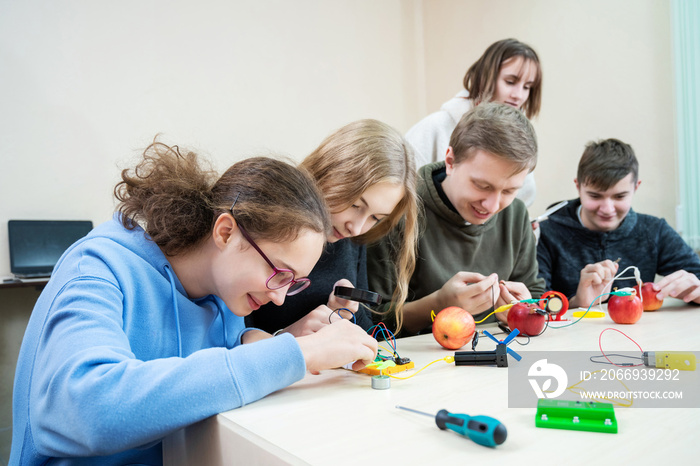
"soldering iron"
395,405,507,447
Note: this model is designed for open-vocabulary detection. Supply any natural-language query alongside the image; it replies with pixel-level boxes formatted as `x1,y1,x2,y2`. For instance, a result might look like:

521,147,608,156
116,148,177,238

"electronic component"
393,356,411,366
358,361,414,376
539,290,569,321
471,330,480,350
642,351,696,371
371,375,391,390
497,322,511,334
535,399,617,434
455,346,509,367
333,286,382,305
454,329,521,367
571,309,605,318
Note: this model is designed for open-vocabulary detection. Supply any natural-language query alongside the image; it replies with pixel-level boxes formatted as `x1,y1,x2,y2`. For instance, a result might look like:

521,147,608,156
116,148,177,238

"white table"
164,299,700,465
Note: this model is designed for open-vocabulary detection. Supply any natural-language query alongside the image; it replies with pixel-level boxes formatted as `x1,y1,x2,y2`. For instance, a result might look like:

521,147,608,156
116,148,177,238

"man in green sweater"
368,102,545,335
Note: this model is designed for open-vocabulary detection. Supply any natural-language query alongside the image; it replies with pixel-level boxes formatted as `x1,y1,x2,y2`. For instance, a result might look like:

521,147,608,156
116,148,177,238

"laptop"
8,220,93,279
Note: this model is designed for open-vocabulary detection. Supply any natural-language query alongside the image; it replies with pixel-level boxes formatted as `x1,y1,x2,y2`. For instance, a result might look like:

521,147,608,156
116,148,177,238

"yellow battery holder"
642,351,696,371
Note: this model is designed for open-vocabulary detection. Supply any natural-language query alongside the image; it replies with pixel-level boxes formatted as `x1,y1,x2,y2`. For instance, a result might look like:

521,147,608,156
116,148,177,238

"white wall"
0,0,677,276
421,0,675,222
0,0,423,276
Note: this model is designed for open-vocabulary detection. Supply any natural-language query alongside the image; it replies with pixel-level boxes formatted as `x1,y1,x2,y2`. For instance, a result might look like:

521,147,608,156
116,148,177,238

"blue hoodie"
11,216,307,465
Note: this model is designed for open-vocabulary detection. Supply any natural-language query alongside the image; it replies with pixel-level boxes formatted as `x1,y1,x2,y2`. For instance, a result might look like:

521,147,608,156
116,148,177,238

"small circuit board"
358,361,415,376
535,399,617,434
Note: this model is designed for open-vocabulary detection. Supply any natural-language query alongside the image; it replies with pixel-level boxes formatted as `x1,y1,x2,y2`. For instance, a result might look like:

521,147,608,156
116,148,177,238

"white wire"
596,265,643,310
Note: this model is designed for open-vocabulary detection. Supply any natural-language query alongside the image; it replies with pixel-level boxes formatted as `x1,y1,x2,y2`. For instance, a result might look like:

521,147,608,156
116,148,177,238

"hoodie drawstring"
164,265,183,357
218,303,228,347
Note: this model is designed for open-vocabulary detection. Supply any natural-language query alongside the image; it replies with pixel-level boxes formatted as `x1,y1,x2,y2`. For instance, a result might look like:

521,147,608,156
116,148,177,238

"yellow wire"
380,303,512,381
387,356,454,380
565,369,634,408
474,311,496,324
474,304,513,324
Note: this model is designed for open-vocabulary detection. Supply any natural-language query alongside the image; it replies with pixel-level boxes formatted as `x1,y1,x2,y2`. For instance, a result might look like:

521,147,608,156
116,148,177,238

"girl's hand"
296,319,378,374
327,279,360,316
282,305,335,337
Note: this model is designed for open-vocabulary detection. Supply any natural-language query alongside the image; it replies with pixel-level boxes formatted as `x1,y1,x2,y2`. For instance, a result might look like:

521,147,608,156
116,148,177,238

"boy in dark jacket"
537,138,700,308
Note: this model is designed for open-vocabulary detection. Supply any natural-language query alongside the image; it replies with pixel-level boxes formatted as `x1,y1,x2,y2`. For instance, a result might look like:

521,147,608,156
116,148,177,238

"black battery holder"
455,345,509,367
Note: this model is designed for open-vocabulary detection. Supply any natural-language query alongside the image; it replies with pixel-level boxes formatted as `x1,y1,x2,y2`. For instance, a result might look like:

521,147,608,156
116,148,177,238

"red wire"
370,321,396,351
598,327,645,367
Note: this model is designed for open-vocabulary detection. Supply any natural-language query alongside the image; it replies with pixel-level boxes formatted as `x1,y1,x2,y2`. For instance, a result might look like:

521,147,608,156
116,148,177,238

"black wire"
474,327,531,350
512,334,531,346
589,354,643,366
534,315,550,337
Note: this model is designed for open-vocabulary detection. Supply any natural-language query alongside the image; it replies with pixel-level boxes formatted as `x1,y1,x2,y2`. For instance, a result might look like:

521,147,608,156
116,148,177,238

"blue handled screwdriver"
396,405,507,447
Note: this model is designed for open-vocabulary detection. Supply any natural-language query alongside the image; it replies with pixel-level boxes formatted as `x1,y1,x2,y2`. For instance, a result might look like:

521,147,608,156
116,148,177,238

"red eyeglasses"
234,218,311,296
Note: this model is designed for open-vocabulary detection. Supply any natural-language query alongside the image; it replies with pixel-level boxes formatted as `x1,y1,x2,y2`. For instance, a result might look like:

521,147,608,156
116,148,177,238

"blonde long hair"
300,120,419,331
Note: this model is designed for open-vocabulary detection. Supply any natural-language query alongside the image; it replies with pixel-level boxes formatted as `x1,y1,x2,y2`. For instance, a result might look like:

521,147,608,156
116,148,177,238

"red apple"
608,292,643,324
634,282,664,311
507,302,546,336
432,306,475,350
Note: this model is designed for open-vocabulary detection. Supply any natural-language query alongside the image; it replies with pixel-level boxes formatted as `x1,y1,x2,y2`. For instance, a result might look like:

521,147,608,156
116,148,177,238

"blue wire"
367,324,397,353
330,308,357,324
550,291,617,328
